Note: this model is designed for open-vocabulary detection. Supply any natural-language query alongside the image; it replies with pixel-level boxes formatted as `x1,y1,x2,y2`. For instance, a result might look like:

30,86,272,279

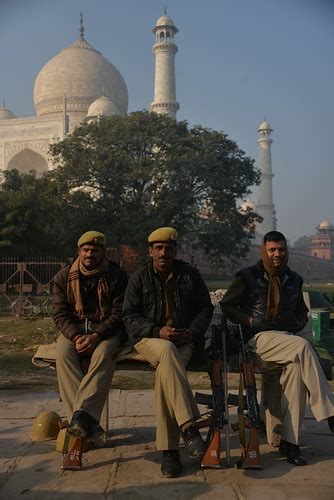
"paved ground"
0,389,333,499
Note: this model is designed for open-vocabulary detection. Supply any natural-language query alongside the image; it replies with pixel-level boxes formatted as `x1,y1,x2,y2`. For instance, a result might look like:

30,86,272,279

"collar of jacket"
148,259,192,279
255,259,291,282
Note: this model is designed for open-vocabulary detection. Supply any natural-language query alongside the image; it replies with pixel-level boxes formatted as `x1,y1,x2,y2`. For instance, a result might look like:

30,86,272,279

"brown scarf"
260,242,288,320
67,257,111,321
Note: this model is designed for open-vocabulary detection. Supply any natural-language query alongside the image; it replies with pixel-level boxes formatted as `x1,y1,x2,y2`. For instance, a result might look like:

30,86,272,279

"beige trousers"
248,330,334,444
56,334,121,422
134,338,201,450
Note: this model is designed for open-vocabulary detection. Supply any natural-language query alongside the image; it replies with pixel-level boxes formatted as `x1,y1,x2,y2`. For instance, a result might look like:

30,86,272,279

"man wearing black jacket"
122,227,213,477
220,230,334,466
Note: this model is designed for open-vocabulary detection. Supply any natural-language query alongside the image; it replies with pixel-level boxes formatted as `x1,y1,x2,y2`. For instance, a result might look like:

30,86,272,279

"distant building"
310,219,334,260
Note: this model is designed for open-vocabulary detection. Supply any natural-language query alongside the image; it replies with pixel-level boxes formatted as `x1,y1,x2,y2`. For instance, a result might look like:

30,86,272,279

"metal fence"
0,258,66,315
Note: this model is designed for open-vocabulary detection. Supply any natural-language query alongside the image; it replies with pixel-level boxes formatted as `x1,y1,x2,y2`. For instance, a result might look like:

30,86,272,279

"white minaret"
256,120,276,235
151,12,179,119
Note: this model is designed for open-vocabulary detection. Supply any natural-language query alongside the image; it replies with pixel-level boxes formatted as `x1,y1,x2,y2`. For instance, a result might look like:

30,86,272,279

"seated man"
220,230,334,466
53,231,128,438
122,227,214,477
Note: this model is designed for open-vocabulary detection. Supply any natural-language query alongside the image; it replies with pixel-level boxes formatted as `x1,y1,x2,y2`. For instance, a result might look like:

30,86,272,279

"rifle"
195,320,230,468
235,324,262,469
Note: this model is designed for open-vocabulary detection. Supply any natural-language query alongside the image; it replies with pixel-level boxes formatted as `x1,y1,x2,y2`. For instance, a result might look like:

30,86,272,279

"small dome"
258,120,272,131
87,95,121,117
155,15,175,27
319,218,333,230
153,15,178,34
0,105,16,120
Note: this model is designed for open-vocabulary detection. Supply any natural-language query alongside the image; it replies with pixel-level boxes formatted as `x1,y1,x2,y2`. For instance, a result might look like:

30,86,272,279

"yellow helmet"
30,411,62,441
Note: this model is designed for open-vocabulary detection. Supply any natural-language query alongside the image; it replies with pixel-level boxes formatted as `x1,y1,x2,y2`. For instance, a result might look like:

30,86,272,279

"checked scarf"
67,257,111,321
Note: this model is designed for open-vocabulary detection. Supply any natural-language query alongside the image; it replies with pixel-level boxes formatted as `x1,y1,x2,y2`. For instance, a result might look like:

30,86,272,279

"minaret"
151,12,179,119
256,120,276,235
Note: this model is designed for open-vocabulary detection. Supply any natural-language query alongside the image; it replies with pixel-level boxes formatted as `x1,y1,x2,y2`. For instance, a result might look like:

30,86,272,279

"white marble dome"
319,218,333,230
0,105,16,120
87,95,121,117
258,120,272,131
33,35,128,119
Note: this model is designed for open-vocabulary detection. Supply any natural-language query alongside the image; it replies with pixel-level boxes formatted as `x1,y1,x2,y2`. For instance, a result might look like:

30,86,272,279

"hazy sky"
1,0,333,244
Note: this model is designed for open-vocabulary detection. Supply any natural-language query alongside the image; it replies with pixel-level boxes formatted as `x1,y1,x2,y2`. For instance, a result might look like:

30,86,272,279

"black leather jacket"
122,259,213,354
220,260,308,341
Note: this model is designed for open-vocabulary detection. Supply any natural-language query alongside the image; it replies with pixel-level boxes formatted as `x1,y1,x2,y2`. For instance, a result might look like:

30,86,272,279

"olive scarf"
260,242,288,320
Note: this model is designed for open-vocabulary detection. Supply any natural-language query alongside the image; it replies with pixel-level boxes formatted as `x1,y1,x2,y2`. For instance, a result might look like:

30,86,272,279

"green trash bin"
310,310,333,380
311,309,330,346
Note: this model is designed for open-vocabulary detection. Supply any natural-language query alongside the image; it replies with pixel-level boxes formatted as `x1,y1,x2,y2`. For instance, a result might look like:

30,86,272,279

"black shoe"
88,422,104,439
67,410,90,437
279,440,307,466
161,450,182,478
328,416,334,434
182,426,206,460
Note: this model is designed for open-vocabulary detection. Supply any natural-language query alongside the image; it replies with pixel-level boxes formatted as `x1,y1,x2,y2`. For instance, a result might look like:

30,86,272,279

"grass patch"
204,278,231,291
0,317,59,390
1,352,36,371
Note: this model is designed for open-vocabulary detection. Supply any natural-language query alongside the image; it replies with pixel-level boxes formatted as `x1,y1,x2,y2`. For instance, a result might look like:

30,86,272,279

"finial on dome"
164,6,167,15
3,97,5,108
102,85,105,96
79,12,85,39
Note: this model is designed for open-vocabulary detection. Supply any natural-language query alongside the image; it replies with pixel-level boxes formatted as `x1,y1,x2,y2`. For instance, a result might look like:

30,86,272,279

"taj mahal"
0,13,280,238
0,14,180,174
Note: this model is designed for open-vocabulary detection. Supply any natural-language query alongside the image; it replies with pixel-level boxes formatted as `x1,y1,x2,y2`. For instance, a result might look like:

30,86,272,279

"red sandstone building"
311,219,334,260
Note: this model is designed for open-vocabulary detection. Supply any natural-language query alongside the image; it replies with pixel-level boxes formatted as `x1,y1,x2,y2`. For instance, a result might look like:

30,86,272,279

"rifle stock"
242,427,262,469
201,426,221,468
195,320,230,468
201,356,223,468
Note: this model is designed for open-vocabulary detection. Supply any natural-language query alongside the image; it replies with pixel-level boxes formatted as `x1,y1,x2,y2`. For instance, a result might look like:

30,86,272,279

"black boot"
88,422,104,439
67,410,91,437
279,440,307,466
328,416,334,434
161,450,182,478
182,426,206,460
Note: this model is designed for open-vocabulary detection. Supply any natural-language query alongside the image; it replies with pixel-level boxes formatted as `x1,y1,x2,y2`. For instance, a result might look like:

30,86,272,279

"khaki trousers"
248,331,334,444
56,334,121,422
134,338,201,450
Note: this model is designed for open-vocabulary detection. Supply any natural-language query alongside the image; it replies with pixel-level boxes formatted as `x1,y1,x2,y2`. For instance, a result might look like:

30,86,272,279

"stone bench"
32,336,283,447
32,290,332,451
32,341,153,371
